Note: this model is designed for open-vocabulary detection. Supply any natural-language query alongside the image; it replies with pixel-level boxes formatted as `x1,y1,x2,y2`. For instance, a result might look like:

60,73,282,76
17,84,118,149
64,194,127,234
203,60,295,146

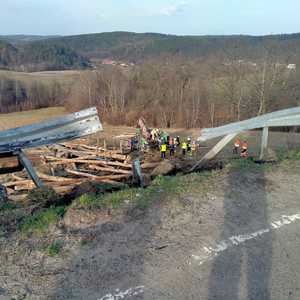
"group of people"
160,136,198,160
233,138,249,158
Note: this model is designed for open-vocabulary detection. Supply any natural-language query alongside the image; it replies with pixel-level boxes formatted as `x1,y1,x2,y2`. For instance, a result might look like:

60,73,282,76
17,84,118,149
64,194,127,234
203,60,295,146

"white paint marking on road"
99,286,144,300
191,213,300,266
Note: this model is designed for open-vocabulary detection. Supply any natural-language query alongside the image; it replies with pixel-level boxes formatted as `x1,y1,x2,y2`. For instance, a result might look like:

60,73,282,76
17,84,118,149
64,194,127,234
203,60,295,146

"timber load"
0,139,160,201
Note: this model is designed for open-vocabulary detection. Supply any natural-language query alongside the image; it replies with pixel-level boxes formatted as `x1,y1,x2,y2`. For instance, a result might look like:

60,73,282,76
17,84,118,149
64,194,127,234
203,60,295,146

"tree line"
66,56,300,128
0,75,64,113
1,55,299,128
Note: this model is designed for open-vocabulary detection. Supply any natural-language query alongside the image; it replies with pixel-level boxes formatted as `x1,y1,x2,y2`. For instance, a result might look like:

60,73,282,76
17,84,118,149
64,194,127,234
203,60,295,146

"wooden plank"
54,148,127,161
87,165,133,175
65,168,130,181
259,127,269,160
4,180,33,188
141,162,160,169
190,133,237,172
46,157,132,169
17,150,44,188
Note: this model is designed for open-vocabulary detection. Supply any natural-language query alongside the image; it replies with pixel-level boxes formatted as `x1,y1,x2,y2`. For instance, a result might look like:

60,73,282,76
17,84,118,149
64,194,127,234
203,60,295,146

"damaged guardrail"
0,107,103,188
191,106,300,172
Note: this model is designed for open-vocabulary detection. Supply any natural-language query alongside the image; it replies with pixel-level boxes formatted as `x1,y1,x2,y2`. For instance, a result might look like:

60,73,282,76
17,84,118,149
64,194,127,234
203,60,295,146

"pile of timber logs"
0,139,160,201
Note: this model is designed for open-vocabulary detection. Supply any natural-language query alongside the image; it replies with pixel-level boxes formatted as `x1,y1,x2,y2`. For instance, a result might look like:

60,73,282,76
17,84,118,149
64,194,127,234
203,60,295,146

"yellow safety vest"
161,144,167,152
182,142,187,150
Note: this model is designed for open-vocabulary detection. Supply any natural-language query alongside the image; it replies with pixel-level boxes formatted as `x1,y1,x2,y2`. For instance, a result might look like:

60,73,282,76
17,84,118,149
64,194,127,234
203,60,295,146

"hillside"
33,31,300,63
0,35,61,45
0,39,90,72
1,31,300,71
0,40,18,68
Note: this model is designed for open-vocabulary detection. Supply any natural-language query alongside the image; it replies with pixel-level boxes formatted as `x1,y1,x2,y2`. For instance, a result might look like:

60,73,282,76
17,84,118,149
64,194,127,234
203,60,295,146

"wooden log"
65,169,130,181
0,155,21,169
54,148,127,161
46,157,132,169
87,165,133,175
14,184,35,191
141,162,160,169
0,154,42,170
4,180,33,188
36,172,82,184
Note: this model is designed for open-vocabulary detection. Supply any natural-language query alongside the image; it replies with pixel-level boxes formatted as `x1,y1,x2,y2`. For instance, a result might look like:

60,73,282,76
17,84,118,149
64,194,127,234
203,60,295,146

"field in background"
0,69,81,89
0,107,67,130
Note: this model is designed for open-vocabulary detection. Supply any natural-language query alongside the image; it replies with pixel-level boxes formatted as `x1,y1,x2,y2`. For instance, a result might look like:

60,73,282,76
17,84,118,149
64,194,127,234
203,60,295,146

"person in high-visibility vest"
233,138,241,155
187,137,191,154
191,141,197,156
182,141,187,156
241,141,248,158
161,143,167,160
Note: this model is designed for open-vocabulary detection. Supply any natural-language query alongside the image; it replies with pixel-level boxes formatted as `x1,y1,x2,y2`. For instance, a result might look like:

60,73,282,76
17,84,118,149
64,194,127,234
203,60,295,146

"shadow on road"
208,166,272,300
49,203,162,300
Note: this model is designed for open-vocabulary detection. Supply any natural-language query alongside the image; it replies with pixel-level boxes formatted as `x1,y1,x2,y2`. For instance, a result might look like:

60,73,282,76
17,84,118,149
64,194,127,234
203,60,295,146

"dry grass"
0,69,81,89
0,107,67,130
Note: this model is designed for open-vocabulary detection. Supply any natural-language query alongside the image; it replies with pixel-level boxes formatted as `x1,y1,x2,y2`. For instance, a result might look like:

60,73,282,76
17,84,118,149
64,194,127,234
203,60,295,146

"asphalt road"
96,165,300,300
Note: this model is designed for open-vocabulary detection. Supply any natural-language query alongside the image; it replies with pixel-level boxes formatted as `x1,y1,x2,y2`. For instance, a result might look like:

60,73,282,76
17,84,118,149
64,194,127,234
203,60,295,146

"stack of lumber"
0,139,160,200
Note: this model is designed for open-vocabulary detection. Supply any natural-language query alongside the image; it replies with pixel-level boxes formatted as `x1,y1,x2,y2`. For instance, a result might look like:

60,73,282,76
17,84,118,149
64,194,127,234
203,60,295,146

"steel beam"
260,127,269,161
0,107,103,153
190,133,237,172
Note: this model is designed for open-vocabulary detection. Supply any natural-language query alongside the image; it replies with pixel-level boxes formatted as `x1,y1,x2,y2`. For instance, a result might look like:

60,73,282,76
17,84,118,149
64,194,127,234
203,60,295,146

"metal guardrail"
0,107,102,153
199,106,300,142
0,107,103,188
191,106,300,172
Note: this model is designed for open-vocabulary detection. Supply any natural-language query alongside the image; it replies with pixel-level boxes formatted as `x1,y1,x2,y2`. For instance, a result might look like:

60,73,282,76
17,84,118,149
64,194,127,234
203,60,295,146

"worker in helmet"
233,138,241,155
191,141,197,156
241,141,249,158
161,142,167,160
169,138,175,158
187,137,191,154
182,141,187,156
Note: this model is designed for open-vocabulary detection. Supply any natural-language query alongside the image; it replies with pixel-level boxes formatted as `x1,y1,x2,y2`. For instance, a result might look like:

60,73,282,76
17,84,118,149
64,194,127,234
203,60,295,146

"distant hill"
0,40,18,68
1,31,300,71
0,39,90,71
32,31,300,63
0,35,61,45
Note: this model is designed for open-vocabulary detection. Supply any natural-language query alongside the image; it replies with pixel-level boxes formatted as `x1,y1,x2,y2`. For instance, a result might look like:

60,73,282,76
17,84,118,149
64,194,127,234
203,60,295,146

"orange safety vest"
234,139,241,147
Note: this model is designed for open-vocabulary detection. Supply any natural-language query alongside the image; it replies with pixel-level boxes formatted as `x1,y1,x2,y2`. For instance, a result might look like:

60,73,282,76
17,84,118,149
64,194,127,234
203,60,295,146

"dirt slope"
0,160,300,300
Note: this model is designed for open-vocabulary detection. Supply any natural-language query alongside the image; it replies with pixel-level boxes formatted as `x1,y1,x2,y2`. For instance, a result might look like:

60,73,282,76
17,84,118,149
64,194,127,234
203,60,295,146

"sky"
0,0,299,36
